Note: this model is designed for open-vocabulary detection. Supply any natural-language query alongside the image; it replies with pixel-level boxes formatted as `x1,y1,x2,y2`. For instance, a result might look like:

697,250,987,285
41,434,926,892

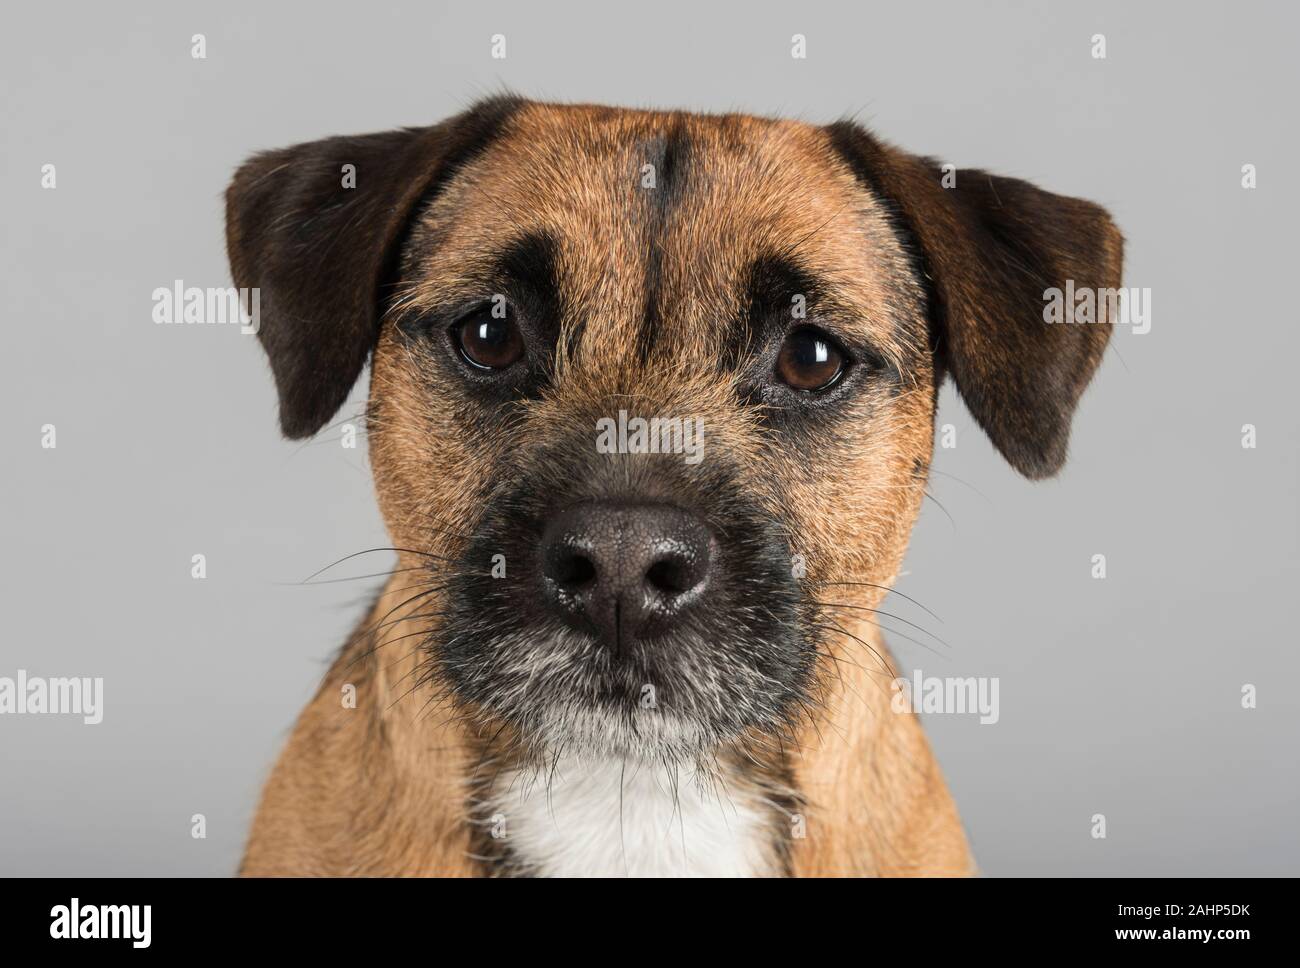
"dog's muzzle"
431,439,817,758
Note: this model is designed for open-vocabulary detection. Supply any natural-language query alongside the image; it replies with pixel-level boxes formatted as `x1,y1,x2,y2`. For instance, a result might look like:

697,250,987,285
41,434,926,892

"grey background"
2,0,1296,876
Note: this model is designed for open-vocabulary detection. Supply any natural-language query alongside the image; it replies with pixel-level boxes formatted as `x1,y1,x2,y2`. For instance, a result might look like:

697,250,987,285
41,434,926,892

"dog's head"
227,97,1121,763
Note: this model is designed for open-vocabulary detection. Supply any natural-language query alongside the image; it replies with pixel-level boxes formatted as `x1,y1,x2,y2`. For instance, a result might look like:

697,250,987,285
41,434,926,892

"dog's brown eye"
775,328,846,391
453,307,525,370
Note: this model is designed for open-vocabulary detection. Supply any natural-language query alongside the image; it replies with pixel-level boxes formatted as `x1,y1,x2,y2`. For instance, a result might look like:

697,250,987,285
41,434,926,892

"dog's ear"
827,123,1123,478
225,97,522,438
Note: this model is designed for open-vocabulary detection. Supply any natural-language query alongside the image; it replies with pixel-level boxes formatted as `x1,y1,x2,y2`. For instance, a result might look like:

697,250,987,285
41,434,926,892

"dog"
227,96,1121,876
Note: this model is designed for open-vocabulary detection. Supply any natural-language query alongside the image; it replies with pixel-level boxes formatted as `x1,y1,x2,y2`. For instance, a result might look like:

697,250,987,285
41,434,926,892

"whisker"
353,584,454,643
810,622,894,675
279,564,432,587
923,490,957,531
300,547,454,584
812,600,950,649
346,608,450,670
926,467,994,506
809,579,943,623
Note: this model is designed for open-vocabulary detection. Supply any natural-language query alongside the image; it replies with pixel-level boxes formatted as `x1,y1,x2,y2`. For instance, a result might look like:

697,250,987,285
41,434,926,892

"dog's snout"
541,501,714,645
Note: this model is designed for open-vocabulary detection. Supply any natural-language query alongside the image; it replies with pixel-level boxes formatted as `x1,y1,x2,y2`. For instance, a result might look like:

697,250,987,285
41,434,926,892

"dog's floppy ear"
225,96,522,438
827,123,1123,478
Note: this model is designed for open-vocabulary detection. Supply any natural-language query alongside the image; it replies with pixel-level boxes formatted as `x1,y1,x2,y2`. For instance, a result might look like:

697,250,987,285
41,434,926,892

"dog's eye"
452,305,525,370
774,327,846,391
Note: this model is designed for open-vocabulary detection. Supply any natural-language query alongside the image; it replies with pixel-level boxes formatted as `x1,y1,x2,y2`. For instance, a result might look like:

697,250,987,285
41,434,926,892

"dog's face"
227,98,1121,764
373,104,937,761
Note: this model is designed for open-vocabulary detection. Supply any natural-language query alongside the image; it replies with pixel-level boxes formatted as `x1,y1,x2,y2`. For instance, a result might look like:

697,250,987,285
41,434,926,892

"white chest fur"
489,757,774,877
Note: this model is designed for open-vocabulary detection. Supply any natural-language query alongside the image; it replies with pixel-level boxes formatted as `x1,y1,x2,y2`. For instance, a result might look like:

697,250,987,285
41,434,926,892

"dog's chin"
510,705,720,764
440,627,806,765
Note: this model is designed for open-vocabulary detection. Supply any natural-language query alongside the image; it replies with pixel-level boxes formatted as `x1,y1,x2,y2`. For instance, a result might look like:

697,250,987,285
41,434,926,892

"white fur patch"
490,757,774,877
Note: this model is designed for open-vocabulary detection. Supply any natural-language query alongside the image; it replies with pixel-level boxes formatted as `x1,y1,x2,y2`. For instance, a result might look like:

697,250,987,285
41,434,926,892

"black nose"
540,501,715,647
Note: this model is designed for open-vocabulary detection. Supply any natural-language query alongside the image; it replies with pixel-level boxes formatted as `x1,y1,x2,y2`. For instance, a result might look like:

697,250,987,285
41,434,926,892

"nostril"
552,550,597,589
645,556,694,595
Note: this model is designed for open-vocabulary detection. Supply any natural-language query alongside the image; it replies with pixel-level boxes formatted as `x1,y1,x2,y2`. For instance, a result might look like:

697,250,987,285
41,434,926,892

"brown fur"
230,99,1121,877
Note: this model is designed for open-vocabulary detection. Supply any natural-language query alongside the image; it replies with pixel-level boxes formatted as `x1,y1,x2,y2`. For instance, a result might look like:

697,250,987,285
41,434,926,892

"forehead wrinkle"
406,105,918,384
633,119,692,364
624,119,793,361
642,122,890,361
539,115,708,376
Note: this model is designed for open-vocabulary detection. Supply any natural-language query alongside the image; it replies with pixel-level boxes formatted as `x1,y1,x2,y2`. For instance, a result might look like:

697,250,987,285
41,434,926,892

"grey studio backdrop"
2,1,1296,876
